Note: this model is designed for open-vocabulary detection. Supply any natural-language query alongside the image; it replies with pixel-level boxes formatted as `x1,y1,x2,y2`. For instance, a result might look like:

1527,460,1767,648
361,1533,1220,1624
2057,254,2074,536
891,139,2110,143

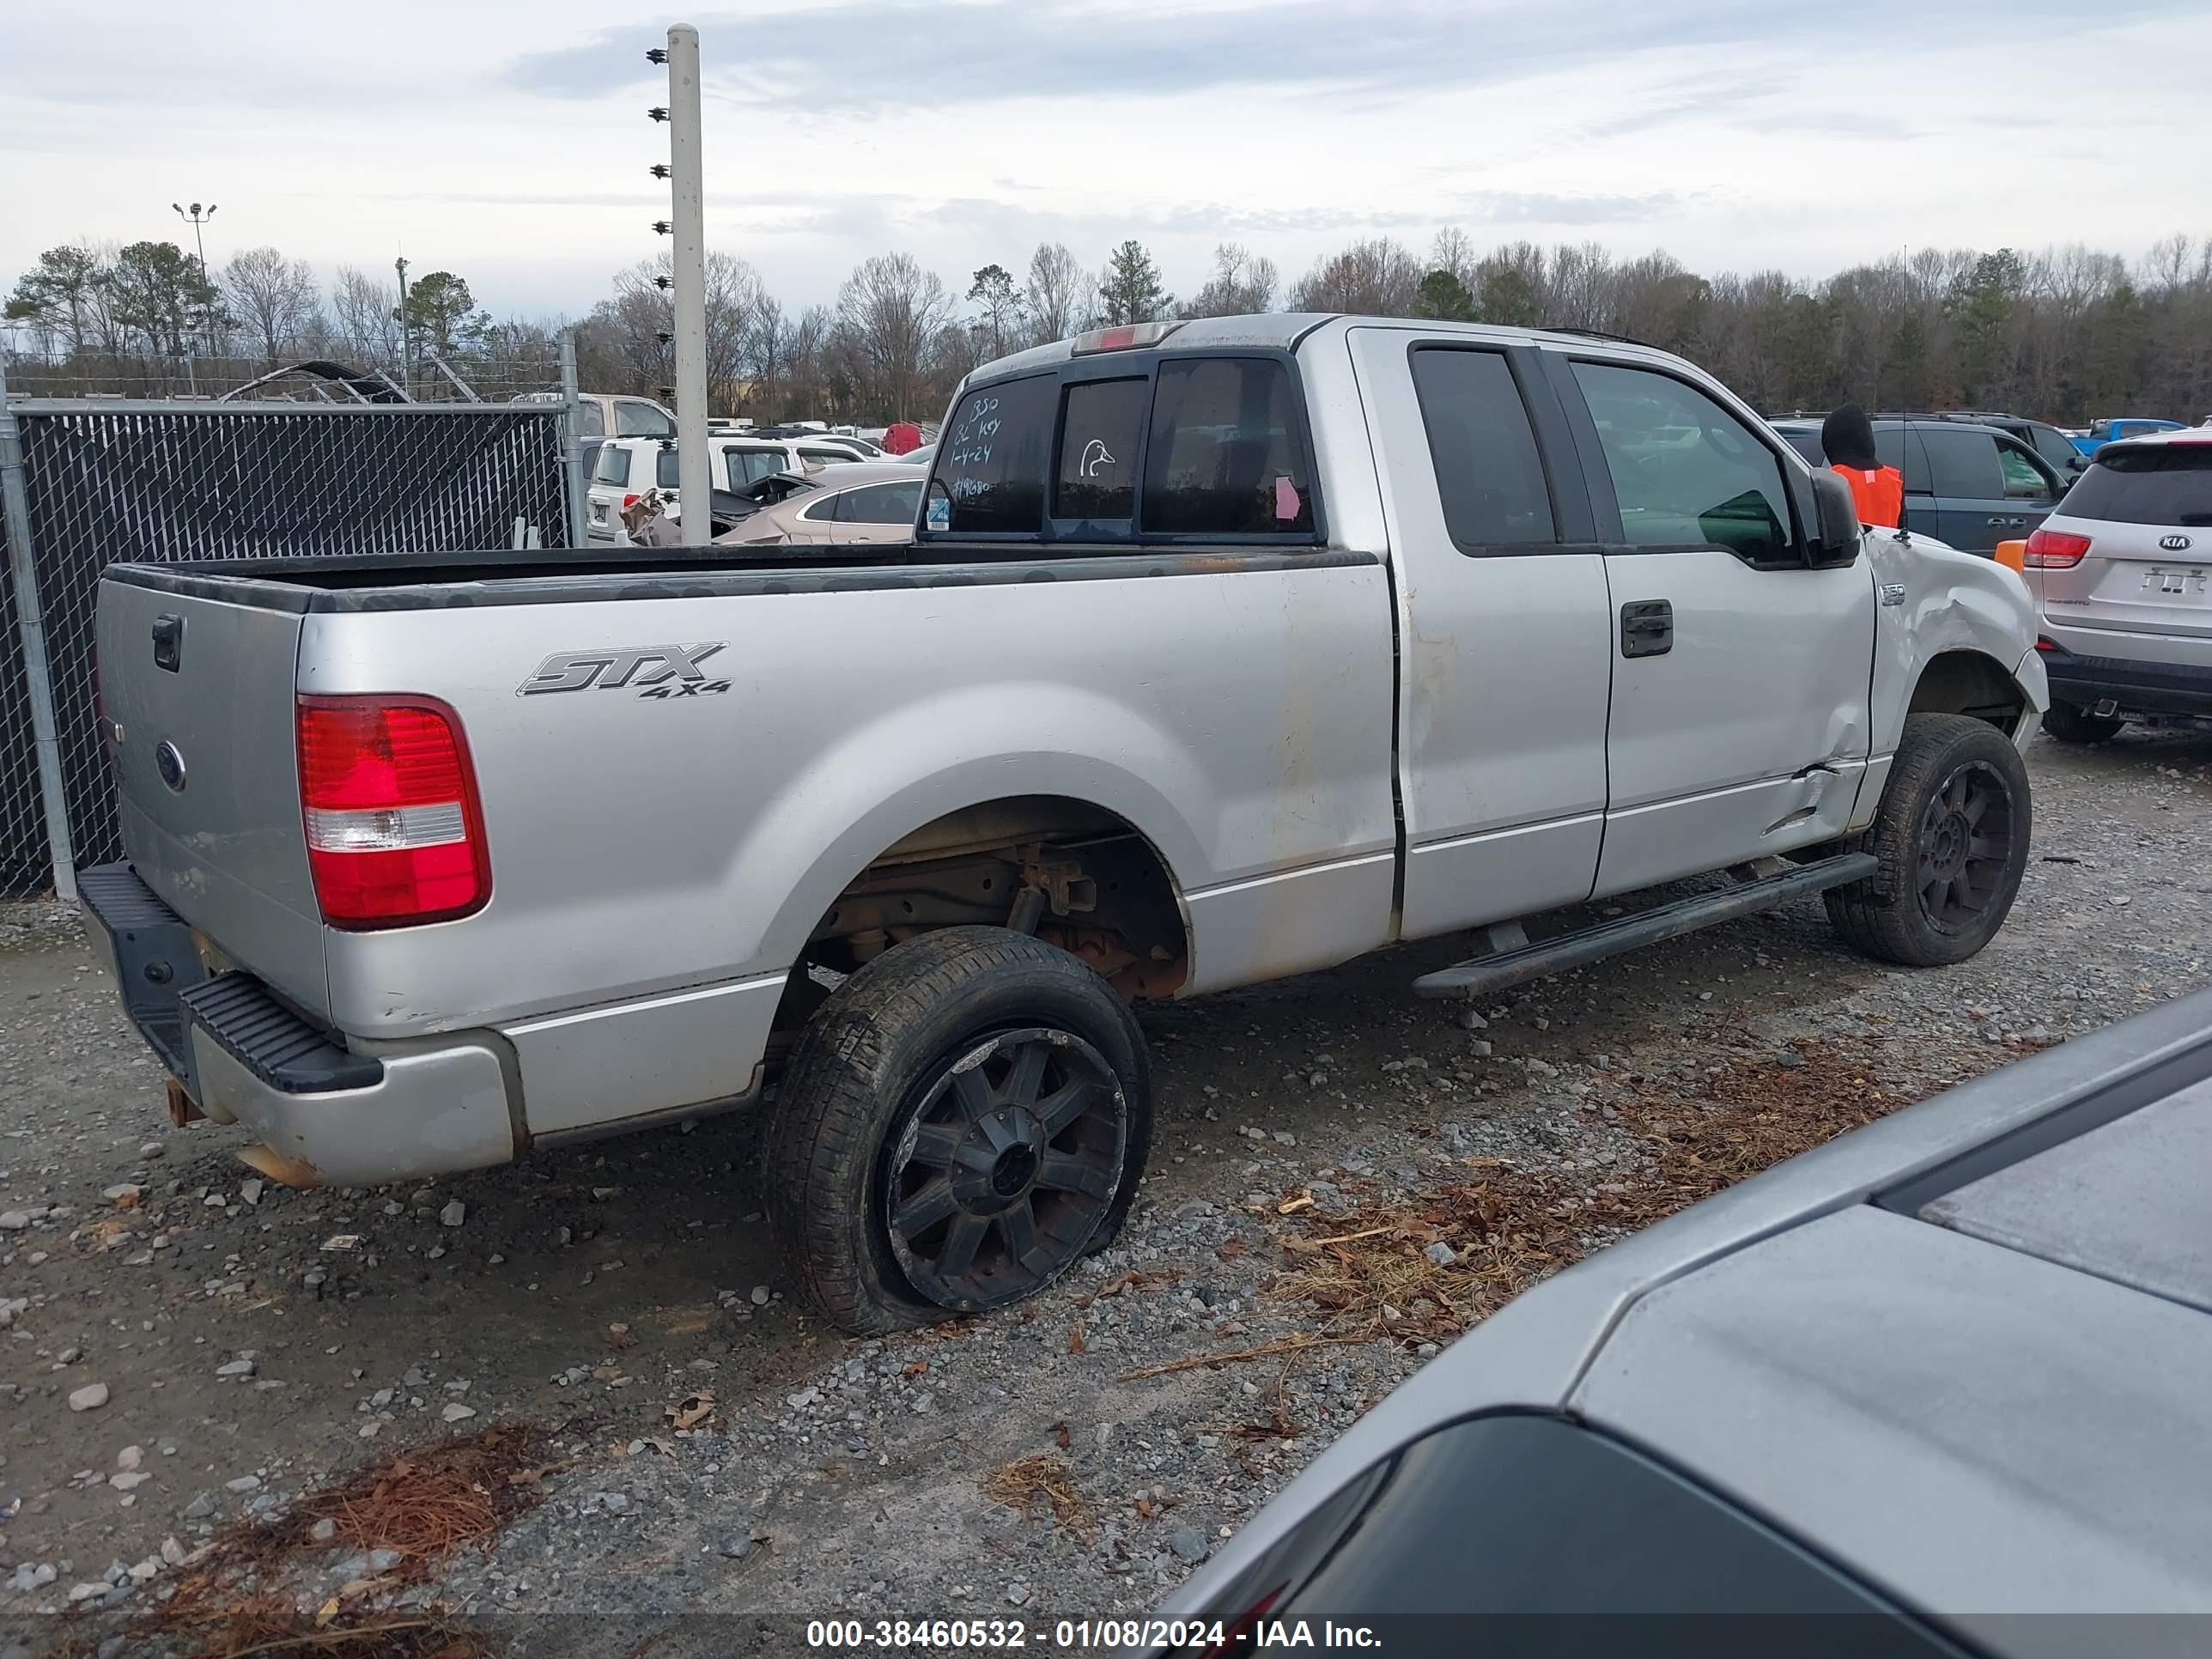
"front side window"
1053,378,1147,525
1410,348,1556,550
616,400,674,437
654,447,680,489
2031,425,2081,471
1920,427,2002,500
929,374,1054,533
836,479,924,525
1572,362,1795,563
1141,357,1315,536
592,445,631,487
1997,440,2055,500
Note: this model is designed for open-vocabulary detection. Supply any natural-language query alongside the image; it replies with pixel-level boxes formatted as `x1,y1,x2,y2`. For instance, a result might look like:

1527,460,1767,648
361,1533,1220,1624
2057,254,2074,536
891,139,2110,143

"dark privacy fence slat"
0,404,567,896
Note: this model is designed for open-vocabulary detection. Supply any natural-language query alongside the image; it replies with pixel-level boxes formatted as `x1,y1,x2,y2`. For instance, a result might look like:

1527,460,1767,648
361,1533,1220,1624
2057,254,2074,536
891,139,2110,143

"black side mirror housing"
1808,466,1864,562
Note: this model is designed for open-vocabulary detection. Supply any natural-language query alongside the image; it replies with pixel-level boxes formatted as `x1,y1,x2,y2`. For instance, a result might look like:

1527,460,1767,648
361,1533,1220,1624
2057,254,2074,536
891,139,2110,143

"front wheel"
2041,700,2126,744
764,927,1152,1334
1826,713,2032,967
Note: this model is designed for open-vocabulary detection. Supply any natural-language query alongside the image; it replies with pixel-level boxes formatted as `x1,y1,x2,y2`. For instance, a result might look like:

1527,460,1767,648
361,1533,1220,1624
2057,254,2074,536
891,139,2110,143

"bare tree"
222,246,320,363
1289,238,1420,315
1182,243,1279,318
1024,242,1092,346
837,252,953,420
330,265,399,367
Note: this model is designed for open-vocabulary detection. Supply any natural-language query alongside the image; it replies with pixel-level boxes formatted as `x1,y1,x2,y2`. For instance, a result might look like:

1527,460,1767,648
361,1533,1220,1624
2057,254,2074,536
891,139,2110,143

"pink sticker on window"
1274,476,1301,522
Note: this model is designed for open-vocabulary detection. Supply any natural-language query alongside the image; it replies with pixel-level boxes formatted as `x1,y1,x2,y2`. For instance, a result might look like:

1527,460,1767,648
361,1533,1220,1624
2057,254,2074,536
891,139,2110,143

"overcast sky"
5,0,2207,320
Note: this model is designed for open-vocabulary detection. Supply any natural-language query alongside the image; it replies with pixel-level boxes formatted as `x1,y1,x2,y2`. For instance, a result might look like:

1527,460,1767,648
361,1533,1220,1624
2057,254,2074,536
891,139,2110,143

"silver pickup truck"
82,313,2046,1333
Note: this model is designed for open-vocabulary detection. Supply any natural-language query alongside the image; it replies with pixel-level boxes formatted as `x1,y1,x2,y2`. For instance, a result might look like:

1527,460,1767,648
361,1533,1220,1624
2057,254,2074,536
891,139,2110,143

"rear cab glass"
923,353,1318,544
2061,444,2212,526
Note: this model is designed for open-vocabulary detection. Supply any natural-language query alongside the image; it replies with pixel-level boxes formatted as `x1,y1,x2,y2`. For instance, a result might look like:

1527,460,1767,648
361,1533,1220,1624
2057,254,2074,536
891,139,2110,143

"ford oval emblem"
155,740,187,793
2160,533,2193,551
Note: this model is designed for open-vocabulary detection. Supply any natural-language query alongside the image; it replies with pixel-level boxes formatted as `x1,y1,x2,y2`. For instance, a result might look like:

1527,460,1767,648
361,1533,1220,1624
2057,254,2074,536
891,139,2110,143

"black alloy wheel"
882,1026,1127,1310
1915,760,2019,935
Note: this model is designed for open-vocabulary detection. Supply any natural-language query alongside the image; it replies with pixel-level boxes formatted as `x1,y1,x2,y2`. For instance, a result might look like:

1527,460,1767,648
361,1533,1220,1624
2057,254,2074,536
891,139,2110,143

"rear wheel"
1826,713,2031,967
2041,700,2126,744
764,927,1151,1334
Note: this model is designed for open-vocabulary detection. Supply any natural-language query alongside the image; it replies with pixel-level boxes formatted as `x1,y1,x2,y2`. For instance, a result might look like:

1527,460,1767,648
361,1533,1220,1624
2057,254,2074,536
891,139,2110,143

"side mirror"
1808,467,1863,560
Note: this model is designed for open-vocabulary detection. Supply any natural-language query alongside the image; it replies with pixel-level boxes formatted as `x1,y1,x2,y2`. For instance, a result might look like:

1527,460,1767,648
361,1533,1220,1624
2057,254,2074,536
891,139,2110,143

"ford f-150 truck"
81,313,2046,1334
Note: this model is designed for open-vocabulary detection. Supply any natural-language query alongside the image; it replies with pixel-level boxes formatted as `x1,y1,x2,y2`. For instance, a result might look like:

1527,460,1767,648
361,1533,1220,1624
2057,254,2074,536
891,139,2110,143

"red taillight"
2035,635,2063,653
2024,528,2092,568
622,492,641,511
1070,319,1182,355
296,695,489,928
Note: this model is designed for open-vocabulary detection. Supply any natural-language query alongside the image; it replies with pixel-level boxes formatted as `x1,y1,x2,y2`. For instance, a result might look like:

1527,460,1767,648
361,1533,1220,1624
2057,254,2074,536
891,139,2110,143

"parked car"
746,423,876,462
1139,987,2212,1652
714,461,924,548
1904,410,2087,477
80,313,2043,1335
891,442,936,469
2026,427,2212,741
1772,416,2069,556
2075,416,2185,456
586,435,864,544
511,390,674,480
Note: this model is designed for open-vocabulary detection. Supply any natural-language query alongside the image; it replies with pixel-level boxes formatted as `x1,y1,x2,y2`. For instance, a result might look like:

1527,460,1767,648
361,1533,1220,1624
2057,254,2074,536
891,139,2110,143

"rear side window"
725,449,785,489
1920,426,2002,499
1572,362,1794,564
1054,378,1147,526
1410,348,1556,550
931,374,1054,532
574,402,606,438
2061,445,2212,526
1141,358,1315,535
592,446,631,487
616,401,674,437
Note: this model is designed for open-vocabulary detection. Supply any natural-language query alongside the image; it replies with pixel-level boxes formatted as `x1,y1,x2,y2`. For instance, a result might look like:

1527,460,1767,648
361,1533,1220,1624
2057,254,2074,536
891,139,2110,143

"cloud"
504,0,2191,112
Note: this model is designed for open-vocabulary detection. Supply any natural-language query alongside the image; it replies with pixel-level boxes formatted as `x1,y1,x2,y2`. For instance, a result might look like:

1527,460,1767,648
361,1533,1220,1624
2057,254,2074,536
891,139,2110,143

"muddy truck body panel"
81,316,2044,1308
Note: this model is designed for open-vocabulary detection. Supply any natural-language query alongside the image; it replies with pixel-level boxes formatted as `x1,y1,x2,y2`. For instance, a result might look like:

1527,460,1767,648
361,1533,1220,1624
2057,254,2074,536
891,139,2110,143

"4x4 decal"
517,642,728,697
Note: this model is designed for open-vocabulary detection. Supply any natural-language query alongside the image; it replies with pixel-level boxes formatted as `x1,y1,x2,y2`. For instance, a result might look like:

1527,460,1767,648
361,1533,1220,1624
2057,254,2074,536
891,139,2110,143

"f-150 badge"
518,642,729,696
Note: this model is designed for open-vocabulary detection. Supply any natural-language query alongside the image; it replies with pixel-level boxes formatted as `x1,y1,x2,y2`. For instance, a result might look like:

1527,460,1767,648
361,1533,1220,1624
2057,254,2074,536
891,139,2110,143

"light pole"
394,256,411,398
170,202,218,361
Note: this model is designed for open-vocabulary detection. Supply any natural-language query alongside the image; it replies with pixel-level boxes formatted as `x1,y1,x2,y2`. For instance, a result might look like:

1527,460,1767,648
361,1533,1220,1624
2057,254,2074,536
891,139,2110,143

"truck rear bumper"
79,863,515,1188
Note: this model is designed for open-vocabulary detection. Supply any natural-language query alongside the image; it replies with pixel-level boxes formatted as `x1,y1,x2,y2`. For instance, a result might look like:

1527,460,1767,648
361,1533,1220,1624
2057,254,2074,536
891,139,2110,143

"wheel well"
1907,651,2027,734
772,797,1191,1039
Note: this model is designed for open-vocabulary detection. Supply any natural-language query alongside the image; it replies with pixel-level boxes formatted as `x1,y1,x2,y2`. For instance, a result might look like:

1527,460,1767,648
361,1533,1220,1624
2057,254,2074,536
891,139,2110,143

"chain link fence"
0,367,579,899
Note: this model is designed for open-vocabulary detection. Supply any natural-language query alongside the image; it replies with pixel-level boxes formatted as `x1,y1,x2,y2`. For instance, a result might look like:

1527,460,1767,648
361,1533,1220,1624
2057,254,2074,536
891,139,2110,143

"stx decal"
518,642,728,696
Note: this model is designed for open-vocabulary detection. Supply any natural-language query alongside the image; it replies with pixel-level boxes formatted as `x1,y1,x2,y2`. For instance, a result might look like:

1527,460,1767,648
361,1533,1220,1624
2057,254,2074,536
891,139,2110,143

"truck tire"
764,926,1152,1334
1826,713,2031,967
2041,700,2126,744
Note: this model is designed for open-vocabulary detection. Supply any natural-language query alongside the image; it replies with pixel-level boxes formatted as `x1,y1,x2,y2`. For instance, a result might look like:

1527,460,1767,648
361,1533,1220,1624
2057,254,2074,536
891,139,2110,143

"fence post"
559,325,588,550
0,358,79,902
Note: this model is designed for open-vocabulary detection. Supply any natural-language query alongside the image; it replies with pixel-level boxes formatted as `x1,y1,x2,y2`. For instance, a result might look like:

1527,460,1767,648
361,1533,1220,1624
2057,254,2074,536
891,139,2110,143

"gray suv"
1144,988,2212,1654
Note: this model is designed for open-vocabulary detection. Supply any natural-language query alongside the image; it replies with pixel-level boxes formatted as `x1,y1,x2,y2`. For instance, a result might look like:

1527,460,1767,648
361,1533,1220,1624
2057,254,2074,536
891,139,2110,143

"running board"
1412,852,1878,1000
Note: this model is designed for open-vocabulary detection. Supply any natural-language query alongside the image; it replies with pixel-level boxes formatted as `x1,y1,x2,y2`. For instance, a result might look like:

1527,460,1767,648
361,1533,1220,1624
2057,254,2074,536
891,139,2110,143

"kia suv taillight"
296,695,489,927
2024,528,2092,568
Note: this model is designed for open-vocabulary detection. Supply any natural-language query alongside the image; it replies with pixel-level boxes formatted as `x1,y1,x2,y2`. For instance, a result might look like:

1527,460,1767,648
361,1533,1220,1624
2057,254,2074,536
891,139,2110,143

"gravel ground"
3,726,2209,1656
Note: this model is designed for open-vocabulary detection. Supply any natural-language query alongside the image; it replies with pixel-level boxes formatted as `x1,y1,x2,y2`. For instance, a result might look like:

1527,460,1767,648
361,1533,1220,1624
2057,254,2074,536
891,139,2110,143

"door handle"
1620,599,1672,659
151,614,184,673
1987,516,2009,526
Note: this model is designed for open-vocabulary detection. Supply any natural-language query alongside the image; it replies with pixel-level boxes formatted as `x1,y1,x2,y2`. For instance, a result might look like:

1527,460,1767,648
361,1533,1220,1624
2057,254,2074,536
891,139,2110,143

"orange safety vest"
1832,463,1905,529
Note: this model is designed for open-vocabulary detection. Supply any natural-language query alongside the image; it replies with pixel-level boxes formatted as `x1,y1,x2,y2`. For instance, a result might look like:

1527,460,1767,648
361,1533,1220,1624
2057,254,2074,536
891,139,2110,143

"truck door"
1550,356,1874,897
1347,328,1613,939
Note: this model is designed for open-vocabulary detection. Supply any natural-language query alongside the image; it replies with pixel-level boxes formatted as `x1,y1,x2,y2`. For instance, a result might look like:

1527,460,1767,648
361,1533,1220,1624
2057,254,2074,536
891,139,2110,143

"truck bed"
106,541,1368,611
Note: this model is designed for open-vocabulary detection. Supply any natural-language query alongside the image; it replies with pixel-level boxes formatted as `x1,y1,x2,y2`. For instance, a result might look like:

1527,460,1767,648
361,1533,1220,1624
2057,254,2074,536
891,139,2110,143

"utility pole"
652,26,710,538
171,200,218,375
394,256,411,400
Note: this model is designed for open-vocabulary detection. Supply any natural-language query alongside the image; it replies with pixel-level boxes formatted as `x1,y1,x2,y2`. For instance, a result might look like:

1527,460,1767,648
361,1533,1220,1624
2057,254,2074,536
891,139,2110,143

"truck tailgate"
98,574,326,1015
